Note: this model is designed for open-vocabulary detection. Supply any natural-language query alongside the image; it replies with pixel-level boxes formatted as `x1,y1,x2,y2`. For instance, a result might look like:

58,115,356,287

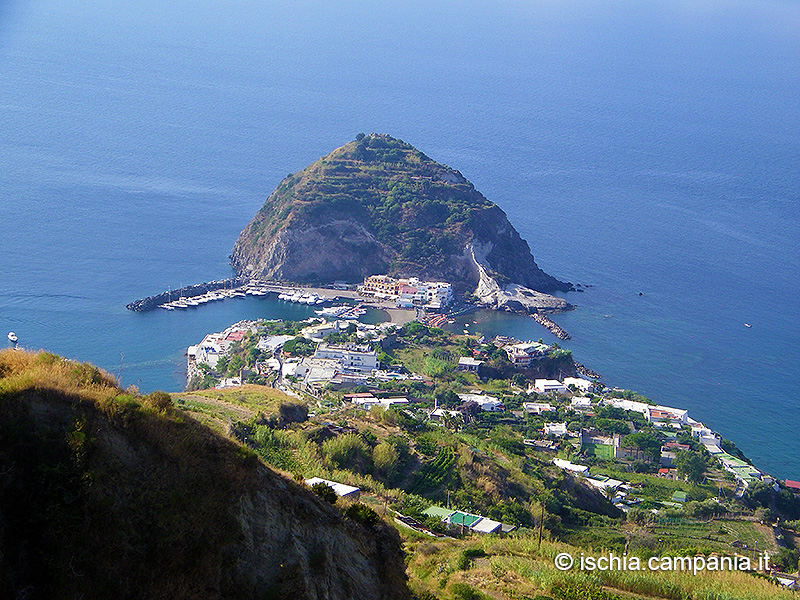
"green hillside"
231,133,570,294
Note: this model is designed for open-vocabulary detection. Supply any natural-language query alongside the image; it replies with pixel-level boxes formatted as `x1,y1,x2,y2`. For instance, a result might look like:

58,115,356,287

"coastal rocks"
531,312,571,340
232,220,392,284
467,242,572,314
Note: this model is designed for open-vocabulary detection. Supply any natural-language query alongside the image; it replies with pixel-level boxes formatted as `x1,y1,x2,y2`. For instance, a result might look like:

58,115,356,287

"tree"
373,442,399,479
623,431,661,461
674,450,706,484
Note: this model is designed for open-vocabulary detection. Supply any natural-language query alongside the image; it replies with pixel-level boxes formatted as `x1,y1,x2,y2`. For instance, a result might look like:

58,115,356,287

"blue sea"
1,0,798,479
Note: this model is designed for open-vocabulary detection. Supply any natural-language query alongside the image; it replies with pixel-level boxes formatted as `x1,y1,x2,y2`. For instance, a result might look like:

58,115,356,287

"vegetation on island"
231,133,570,293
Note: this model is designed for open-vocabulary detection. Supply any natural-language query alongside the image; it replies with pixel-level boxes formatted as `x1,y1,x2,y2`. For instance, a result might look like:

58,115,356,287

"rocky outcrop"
467,242,570,313
231,134,572,311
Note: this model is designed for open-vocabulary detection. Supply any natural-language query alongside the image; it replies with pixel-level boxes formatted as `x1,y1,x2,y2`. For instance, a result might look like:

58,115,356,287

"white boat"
8,331,17,343
289,292,304,302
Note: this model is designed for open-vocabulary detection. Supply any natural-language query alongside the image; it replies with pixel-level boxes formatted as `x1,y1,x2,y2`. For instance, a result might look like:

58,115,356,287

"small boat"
744,323,752,328
8,331,17,343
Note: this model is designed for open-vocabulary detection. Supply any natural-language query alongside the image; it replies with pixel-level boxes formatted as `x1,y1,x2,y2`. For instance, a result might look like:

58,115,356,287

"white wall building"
458,393,504,412
570,397,593,410
544,422,569,437
314,343,378,373
531,379,568,395
505,342,550,366
522,402,555,414
563,377,593,392
305,477,361,500
553,458,589,475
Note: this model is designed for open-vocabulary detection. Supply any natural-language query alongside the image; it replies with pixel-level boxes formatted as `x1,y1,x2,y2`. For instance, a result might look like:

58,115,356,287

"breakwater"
574,362,601,381
126,277,249,312
531,312,571,340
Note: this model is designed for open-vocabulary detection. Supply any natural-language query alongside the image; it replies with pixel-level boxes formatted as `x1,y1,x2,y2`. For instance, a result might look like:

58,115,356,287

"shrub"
311,482,337,504
345,503,380,526
142,391,172,412
278,402,308,427
373,442,399,478
449,582,486,600
322,433,371,472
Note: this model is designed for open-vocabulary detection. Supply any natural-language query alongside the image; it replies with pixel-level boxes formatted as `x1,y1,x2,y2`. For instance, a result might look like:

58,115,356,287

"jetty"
531,312,571,340
126,277,250,312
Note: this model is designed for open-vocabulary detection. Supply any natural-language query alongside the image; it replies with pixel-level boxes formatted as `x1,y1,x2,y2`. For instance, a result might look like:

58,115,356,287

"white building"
290,357,341,384
646,405,689,425
553,458,589,475
544,422,569,437
531,379,568,395
604,398,651,416
189,323,254,369
429,408,463,423
458,393,504,412
563,377,593,392
301,320,343,342
361,275,454,309
314,343,378,373
457,357,484,372
355,396,410,409
256,334,296,353
570,397,593,410
505,342,550,367
522,402,555,414
305,477,361,500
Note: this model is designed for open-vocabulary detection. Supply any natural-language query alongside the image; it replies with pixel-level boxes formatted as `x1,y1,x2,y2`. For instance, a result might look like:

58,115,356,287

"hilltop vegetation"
231,133,570,298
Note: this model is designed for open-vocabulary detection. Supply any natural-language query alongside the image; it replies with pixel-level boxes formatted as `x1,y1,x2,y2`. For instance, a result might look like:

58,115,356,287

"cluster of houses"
187,320,259,387
188,318,403,389
535,393,777,494
360,275,454,310
455,340,559,374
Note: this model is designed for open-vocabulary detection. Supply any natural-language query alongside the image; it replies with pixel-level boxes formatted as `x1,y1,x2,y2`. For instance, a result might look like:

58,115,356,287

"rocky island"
232,134,573,314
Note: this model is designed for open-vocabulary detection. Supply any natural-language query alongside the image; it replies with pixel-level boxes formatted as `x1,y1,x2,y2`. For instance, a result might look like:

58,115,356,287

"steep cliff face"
0,350,409,600
231,134,572,311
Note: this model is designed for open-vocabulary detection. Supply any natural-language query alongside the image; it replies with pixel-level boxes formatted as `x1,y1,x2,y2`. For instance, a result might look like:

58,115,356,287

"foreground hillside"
0,349,409,600
231,133,571,311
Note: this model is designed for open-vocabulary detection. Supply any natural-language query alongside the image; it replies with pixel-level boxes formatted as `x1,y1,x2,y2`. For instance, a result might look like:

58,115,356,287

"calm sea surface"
1,0,798,478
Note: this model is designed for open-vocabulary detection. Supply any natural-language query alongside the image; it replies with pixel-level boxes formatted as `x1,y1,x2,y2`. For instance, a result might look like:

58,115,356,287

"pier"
530,312,571,340
126,277,249,312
